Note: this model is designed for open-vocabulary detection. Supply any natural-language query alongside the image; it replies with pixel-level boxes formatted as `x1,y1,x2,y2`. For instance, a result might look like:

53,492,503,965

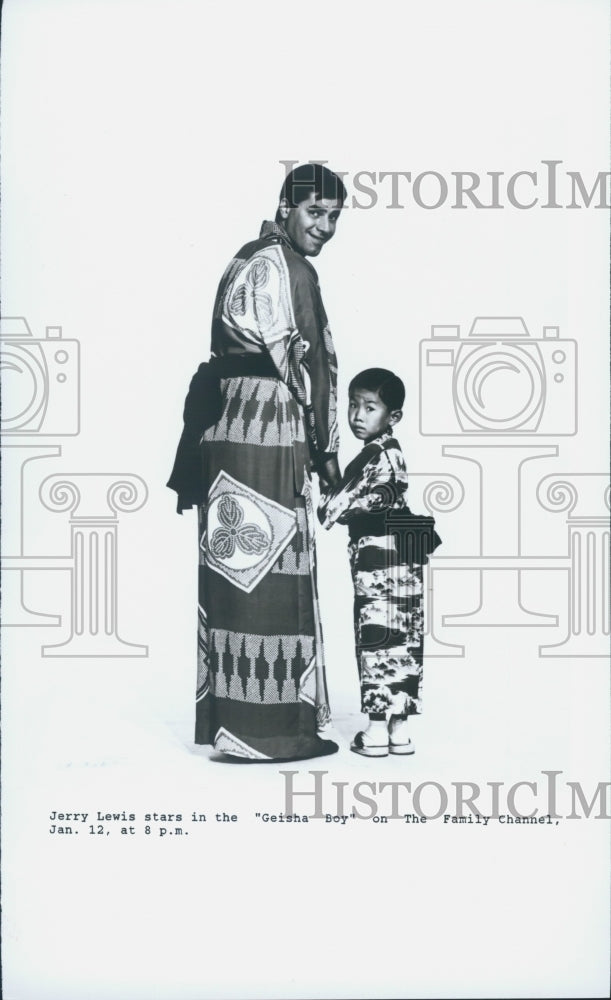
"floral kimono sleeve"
222,245,338,459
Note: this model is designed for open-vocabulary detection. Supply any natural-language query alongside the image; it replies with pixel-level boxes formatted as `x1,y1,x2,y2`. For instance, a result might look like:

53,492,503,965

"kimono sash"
345,437,443,564
167,353,279,513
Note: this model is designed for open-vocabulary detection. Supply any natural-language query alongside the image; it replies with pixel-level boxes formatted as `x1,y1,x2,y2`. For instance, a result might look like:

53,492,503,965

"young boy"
318,368,430,757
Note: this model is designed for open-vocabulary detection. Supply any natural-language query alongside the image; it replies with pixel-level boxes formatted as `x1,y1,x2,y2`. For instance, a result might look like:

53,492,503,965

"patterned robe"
318,430,424,718
196,221,339,760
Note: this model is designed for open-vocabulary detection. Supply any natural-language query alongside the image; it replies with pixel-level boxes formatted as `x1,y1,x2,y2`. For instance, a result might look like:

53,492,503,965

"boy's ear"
278,197,291,220
388,408,403,426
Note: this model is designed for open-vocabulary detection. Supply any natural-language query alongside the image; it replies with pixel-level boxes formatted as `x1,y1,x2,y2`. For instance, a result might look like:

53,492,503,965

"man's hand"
316,454,341,490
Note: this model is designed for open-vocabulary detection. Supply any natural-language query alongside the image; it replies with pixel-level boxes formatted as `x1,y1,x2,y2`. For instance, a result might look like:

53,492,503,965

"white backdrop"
1,1,609,998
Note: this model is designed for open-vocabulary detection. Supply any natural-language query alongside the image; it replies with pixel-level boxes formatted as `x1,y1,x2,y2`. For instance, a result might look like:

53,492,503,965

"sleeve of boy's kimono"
318,448,408,529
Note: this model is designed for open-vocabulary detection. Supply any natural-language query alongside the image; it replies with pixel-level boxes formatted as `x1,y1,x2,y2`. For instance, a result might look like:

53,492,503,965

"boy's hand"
316,454,341,489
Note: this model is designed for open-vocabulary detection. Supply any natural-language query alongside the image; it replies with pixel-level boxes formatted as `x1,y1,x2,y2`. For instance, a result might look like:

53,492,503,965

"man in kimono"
168,163,346,761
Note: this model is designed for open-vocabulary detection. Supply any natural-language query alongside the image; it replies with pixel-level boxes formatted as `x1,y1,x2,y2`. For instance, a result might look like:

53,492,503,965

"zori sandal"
350,731,389,757
389,738,415,755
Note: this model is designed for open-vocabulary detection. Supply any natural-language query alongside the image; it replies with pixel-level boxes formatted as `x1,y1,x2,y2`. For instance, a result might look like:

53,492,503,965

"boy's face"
348,387,402,443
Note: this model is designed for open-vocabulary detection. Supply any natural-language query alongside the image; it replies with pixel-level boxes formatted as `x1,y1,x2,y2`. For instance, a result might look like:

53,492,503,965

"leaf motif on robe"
248,258,270,290
209,528,235,559
229,284,247,316
235,523,270,555
210,494,271,561
218,494,243,530
253,291,274,330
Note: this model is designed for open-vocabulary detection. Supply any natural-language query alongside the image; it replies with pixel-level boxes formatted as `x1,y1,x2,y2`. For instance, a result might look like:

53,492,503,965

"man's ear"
388,409,403,426
277,197,291,221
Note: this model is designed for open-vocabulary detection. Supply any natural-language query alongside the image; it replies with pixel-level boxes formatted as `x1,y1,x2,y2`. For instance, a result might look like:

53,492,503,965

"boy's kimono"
318,429,425,718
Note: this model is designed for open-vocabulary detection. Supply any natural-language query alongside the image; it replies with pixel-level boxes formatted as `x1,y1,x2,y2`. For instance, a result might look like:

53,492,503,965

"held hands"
315,454,341,491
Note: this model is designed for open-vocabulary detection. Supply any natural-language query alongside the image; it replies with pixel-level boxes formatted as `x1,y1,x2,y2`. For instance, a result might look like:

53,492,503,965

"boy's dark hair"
276,163,347,221
349,368,406,411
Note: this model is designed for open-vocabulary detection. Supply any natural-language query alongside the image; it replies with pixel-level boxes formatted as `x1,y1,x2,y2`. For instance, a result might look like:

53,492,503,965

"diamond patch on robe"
203,471,296,592
214,727,270,760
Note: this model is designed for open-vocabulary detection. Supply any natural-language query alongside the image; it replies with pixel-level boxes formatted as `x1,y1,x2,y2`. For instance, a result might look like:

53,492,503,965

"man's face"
281,192,342,257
